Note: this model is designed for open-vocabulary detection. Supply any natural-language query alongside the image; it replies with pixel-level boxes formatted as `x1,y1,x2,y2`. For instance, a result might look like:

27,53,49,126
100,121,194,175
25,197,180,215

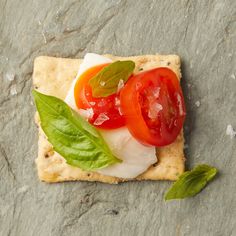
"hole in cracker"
44,150,54,158
44,153,49,158
152,163,158,167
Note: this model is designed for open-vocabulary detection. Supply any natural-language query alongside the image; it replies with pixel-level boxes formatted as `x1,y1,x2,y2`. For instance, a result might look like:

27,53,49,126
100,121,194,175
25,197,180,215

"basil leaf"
89,60,135,97
165,164,217,200
32,90,121,171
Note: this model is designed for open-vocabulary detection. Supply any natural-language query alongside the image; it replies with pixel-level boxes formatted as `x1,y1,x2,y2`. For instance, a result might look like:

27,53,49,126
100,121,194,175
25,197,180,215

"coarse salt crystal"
89,101,96,106
117,79,124,93
79,108,94,120
86,108,94,119
10,85,17,96
118,107,122,116
152,87,160,98
226,125,236,139
148,102,163,119
93,113,109,125
115,97,120,106
195,101,201,107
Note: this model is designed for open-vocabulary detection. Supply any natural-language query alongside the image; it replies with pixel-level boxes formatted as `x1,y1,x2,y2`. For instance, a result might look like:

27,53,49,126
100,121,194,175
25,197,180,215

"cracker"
33,55,185,184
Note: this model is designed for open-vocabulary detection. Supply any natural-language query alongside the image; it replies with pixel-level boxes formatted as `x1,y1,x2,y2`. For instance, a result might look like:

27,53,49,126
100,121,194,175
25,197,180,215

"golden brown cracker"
33,55,185,184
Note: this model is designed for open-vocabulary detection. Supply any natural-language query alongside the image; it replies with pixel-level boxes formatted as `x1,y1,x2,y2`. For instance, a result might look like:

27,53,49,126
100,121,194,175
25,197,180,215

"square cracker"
33,54,185,184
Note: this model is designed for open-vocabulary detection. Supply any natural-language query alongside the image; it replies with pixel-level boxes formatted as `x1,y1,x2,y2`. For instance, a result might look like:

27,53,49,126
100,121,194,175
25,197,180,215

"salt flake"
148,102,163,119
89,102,96,106
85,108,94,119
226,125,236,139
93,113,109,125
117,79,124,93
115,97,120,106
78,108,94,120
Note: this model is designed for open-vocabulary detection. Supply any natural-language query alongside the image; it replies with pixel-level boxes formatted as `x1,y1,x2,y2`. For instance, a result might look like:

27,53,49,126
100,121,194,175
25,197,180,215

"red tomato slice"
120,67,186,146
74,64,125,129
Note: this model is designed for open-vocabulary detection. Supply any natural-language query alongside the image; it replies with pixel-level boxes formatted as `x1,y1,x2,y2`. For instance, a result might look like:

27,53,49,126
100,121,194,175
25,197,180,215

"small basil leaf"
165,164,217,200
32,90,121,171
89,60,135,97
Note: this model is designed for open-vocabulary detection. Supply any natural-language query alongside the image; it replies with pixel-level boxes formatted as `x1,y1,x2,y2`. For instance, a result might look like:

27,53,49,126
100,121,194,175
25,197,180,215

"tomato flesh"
74,64,125,129
120,67,186,146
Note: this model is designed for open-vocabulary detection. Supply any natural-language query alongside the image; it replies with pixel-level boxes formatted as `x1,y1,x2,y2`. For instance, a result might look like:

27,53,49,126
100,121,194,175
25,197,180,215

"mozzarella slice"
65,53,157,178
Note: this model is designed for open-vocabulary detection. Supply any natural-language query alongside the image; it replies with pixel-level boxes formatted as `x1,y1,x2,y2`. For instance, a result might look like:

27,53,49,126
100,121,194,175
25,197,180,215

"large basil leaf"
89,60,135,97
32,90,121,171
165,164,217,200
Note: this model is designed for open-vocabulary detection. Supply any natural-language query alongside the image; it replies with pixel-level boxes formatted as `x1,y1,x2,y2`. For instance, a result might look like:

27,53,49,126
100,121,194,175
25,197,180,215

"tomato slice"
120,67,186,146
74,64,125,129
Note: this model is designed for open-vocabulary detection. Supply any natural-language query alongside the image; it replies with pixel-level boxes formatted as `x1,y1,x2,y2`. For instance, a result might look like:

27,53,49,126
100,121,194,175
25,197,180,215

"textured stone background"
0,0,236,235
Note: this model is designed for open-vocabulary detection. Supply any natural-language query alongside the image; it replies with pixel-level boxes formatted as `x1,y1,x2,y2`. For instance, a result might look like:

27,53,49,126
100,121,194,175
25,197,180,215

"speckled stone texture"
0,0,235,235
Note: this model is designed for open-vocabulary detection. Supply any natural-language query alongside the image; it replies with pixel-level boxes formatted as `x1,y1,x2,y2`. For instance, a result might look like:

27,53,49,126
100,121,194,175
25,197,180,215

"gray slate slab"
0,0,236,235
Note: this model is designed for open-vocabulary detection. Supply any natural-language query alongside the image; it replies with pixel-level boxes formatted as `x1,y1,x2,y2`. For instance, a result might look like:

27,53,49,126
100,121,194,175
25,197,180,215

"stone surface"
0,0,235,235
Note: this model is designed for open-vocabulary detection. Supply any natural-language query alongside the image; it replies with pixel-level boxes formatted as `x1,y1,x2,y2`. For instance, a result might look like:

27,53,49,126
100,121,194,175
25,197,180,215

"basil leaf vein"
165,164,217,200
32,90,121,171
89,60,135,97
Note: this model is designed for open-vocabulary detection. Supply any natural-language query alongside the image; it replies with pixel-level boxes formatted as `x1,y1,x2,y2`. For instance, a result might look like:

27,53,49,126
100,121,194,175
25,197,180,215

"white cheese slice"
65,53,157,178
